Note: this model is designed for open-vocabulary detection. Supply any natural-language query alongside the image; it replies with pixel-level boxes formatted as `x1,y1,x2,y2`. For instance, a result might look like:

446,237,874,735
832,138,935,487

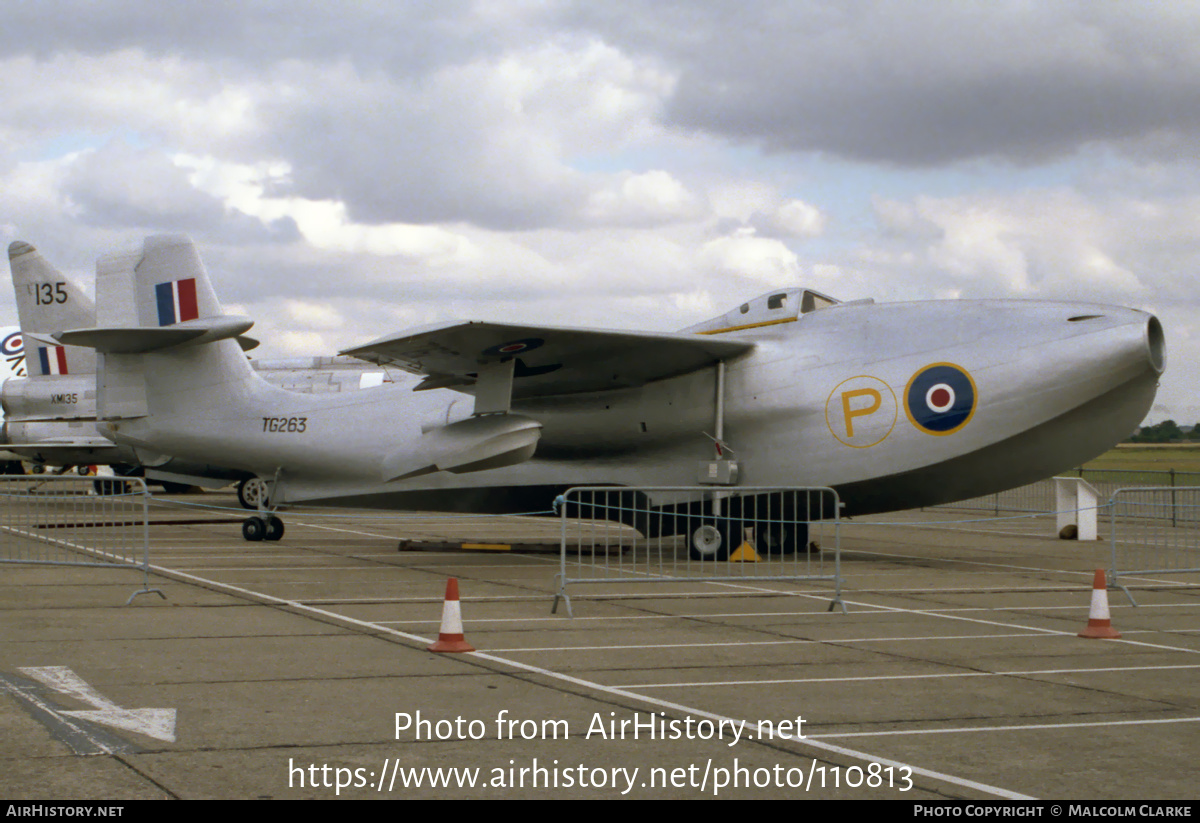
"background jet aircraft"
0,323,29,472
4,240,390,503
58,235,1163,547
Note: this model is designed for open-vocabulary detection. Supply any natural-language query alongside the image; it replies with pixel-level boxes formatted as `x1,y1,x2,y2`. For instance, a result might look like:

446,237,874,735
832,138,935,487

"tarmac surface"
1,490,1198,800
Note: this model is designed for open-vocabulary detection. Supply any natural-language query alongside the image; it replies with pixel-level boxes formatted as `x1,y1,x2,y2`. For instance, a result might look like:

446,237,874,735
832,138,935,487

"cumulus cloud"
567,2,1200,166
699,229,801,288
61,142,226,229
246,40,676,230
584,170,701,224
869,188,1200,301
749,199,826,239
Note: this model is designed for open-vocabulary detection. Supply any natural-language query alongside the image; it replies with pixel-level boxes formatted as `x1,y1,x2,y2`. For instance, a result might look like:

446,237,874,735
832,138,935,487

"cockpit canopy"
682,288,842,335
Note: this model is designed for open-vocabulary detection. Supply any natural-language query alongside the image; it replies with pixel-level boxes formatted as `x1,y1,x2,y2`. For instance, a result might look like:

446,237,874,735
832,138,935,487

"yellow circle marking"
825,375,898,448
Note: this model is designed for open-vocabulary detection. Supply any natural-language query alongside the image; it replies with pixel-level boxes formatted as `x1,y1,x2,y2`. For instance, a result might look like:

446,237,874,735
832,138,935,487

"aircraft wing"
3,437,126,464
5,437,115,448
341,321,754,399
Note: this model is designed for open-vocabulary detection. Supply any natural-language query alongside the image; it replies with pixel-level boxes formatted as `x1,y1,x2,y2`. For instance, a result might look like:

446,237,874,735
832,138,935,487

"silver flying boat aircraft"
53,236,1163,548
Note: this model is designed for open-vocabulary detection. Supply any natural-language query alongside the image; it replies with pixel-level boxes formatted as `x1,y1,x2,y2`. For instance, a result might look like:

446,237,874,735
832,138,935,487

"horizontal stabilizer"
20,331,58,347
342,321,753,399
56,315,254,354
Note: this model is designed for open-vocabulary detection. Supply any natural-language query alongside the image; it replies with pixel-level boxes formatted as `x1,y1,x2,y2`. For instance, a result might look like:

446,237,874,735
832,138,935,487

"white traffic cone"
1078,569,1121,639
428,578,476,653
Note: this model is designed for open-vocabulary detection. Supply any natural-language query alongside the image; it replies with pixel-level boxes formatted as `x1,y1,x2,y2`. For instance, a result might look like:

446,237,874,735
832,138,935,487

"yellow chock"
728,542,760,562
461,543,511,552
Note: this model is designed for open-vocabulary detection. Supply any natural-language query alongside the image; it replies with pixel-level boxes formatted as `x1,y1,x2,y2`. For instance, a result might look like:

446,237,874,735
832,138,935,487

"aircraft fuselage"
103,297,1163,516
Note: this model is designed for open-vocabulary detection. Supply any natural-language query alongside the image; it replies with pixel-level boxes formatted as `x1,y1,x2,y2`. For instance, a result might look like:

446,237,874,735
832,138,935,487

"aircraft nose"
1067,307,1165,381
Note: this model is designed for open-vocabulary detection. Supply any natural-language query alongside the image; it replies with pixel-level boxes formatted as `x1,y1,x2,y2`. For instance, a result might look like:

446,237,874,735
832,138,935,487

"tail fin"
58,235,253,354
8,241,97,378
58,235,258,422
106,234,226,328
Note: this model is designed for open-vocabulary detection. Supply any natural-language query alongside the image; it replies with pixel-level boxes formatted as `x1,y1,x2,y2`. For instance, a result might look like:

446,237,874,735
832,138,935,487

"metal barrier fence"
933,480,1058,517
1108,486,1200,605
1072,467,1200,489
937,472,1200,525
0,475,161,603
553,486,842,617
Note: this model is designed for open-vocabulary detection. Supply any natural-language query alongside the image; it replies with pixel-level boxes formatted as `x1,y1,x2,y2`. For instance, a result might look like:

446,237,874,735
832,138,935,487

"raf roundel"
482,338,544,357
904,363,977,436
2,332,23,357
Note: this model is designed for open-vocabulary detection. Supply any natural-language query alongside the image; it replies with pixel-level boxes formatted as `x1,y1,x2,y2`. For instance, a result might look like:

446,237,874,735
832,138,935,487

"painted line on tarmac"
846,548,1200,595
618,662,1200,689
289,522,447,541
836,596,1200,656
378,608,887,625
297,521,568,542
926,602,1200,613
694,577,1200,657
0,672,137,756
492,631,1045,653
840,547,1100,576
303,590,841,605
836,584,1112,592
169,561,559,572
169,565,390,572
812,715,1200,740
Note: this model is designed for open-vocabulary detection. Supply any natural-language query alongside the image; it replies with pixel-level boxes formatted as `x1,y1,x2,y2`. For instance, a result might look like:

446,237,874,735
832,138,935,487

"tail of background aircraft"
8,241,97,378
3,242,107,467
0,322,26,471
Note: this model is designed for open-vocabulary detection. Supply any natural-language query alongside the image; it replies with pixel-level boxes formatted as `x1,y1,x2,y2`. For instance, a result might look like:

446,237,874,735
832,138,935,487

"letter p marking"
841,388,882,437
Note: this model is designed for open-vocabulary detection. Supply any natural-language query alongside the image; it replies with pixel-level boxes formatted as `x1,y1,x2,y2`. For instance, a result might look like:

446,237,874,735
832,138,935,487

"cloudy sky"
1,1,1196,423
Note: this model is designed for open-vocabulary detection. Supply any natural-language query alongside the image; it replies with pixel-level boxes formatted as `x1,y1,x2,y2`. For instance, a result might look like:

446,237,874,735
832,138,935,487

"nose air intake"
1066,310,1165,377
1145,315,1166,375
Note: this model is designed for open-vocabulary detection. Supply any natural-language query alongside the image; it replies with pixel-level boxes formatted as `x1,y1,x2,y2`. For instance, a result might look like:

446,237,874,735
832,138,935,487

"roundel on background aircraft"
2,331,23,358
904,363,977,435
2,330,26,378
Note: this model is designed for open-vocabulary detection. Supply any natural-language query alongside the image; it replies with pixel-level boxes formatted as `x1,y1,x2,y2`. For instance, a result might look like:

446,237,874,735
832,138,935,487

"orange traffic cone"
428,578,475,653
1078,569,1121,639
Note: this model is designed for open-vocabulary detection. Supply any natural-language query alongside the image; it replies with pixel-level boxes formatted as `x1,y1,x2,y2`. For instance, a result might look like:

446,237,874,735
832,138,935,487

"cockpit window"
800,291,837,314
767,293,788,310
739,303,750,314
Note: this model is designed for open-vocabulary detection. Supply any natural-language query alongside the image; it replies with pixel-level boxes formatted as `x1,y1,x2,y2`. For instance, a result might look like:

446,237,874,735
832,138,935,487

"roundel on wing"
2,332,23,357
482,338,544,357
904,363,976,435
